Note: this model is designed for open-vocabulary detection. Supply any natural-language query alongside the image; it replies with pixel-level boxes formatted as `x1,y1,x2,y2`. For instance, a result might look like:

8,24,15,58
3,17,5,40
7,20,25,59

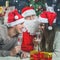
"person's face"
24,15,39,35
15,23,24,34
39,23,45,31
25,15,36,20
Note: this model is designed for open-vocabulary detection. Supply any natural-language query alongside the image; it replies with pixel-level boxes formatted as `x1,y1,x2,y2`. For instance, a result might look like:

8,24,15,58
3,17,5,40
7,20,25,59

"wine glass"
34,30,42,51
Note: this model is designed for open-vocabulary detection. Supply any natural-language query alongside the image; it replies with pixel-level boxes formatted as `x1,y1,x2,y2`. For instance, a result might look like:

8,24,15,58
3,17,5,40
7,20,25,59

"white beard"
24,17,39,35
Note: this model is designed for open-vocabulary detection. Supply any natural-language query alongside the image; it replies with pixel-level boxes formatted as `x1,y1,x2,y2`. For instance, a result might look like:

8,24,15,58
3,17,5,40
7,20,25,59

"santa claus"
21,6,39,52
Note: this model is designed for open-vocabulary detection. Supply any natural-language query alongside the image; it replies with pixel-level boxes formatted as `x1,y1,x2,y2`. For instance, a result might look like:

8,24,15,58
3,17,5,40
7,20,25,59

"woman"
38,3,60,60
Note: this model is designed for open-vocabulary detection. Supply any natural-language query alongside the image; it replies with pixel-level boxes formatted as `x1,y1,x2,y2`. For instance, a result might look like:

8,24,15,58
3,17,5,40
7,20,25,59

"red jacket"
21,31,34,52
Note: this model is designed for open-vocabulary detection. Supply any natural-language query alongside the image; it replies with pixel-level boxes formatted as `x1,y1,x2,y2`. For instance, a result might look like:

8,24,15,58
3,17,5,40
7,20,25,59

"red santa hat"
21,6,36,17
38,11,57,30
38,3,57,30
7,9,25,27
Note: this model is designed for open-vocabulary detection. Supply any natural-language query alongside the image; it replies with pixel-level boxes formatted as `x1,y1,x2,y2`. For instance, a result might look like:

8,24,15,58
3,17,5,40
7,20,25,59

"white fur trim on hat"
22,9,36,17
38,16,56,23
38,16,48,23
48,26,53,30
15,15,19,19
7,18,25,27
53,18,56,23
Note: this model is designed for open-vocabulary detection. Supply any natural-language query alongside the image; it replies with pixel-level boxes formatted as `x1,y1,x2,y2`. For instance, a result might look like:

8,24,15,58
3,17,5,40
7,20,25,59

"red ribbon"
31,52,52,60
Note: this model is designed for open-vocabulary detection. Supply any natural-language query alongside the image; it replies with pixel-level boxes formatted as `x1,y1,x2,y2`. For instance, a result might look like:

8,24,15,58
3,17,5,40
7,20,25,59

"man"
0,9,25,57
21,6,39,54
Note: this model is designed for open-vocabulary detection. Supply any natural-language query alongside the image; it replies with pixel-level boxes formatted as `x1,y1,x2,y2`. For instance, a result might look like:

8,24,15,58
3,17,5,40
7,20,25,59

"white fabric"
22,9,36,17
7,18,25,27
0,56,30,60
52,31,60,60
0,57,20,60
48,26,53,30
38,16,48,23
38,16,56,23
21,58,30,60
15,15,19,19
24,17,39,35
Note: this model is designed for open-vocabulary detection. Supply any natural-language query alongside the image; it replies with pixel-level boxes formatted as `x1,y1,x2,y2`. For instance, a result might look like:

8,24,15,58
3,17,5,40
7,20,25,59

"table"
0,56,30,60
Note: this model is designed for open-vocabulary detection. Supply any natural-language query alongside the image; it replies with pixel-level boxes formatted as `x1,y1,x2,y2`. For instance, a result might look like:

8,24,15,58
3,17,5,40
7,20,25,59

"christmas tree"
0,0,46,15
9,0,46,15
28,0,46,16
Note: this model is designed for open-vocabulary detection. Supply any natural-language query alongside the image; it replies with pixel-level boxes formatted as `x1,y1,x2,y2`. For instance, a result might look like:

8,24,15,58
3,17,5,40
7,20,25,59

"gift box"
30,50,52,60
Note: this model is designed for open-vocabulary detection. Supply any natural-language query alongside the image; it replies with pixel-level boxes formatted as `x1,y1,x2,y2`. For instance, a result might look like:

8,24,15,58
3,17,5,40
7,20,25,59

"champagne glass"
34,30,42,51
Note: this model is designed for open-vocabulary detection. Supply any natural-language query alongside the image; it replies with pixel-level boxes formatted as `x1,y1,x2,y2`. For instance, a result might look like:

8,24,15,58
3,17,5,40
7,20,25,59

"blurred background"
0,0,60,26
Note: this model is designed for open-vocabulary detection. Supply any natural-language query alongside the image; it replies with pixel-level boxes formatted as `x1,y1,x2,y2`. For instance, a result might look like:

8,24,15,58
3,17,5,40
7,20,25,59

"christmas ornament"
28,0,45,15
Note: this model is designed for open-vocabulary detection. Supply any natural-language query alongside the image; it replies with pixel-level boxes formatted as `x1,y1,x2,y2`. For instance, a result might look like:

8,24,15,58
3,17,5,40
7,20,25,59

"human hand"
10,46,20,56
33,37,39,46
20,52,30,59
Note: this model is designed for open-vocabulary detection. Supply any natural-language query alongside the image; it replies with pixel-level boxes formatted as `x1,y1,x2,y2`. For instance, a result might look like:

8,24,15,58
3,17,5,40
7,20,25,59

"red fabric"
8,10,23,23
13,9,23,20
8,12,14,23
22,6,34,14
21,31,34,52
46,12,57,26
40,11,47,18
13,9,18,14
40,11,57,26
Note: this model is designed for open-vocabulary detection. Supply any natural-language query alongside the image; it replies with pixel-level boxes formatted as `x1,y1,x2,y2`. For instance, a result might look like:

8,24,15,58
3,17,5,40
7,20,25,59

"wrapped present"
30,50,52,60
